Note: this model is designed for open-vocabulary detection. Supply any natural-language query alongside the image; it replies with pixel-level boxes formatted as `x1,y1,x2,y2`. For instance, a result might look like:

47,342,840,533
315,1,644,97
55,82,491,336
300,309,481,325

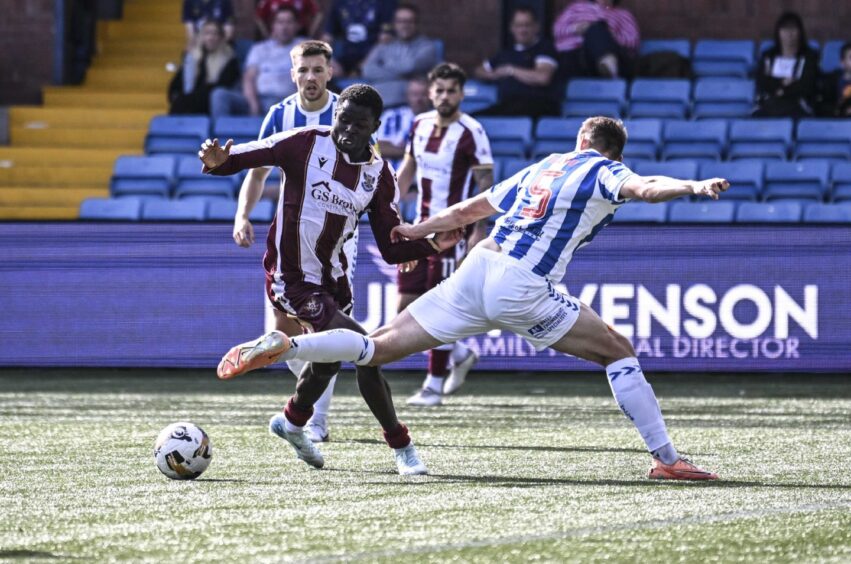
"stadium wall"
1,223,848,372
0,0,55,105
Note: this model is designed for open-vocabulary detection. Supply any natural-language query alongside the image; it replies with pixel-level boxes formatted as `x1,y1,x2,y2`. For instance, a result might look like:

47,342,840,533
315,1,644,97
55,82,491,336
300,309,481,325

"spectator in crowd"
169,21,239,115
473,7,560,118
255,0,321,38
361,4,439,108
754,12,819,118
553,0,640,80
377,77,430,159
321,0,398,76
182,0,234,48
820,41,851,117
210,8,306,117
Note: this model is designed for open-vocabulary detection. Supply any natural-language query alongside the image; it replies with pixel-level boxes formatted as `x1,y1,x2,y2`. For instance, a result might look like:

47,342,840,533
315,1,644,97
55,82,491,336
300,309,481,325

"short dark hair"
842,41,851,60
274,6,298,20
291,40,333,61
396,3,419,17
339,84,384,120
579,117,628,159
511,7,537,22
427,62,467,88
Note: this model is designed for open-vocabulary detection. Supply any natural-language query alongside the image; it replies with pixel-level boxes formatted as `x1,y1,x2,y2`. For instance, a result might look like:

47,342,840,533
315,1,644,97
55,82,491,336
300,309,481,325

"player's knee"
600,330,635,365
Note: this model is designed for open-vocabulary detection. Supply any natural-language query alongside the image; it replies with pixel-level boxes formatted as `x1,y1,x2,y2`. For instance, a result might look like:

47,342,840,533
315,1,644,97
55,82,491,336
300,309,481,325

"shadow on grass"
0,550,62,559
343,438,651,455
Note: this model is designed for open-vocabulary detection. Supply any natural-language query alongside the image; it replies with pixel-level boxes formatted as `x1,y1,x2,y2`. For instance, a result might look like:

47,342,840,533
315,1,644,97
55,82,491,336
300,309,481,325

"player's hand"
233,216,255,247
199,138,233,171
432,228,464,251
398,260,418,273
693,178,730,200
391,223,420,242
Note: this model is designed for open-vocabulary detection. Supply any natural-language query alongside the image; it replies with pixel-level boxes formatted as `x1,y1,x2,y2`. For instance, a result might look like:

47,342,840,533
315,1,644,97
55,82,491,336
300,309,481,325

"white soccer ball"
153,422,213,480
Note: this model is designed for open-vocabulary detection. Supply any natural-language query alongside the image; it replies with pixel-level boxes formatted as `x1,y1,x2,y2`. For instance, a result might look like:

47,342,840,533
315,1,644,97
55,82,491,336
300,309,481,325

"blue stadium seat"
795,120,851,161
145,116,210,154
692,40,755,78
736,201,802,223
639,39,690,59
759,39,820,55
562,79,626,118
820,40,844,72
213,116,265,145
728,119,793,160
234,39,254,69
661,120,727,161
110,155,175,198
621,119,662,161
174,156,238,199
803,203,851,223
832,163,851,202
462,80,498,114
499,158,536,182
634,160,699,180
206,199,275,222
79,197,143,221
668,201,737,223
692,79,754,119
629,79,691,118
613,201,668,223
532,117,584,158
700,161,763,200
478,117,533,158
141,199,207,221
764,161,831,201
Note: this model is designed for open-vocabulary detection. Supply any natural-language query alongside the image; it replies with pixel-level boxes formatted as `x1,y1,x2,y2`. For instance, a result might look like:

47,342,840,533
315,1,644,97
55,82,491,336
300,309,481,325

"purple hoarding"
0,222,848,372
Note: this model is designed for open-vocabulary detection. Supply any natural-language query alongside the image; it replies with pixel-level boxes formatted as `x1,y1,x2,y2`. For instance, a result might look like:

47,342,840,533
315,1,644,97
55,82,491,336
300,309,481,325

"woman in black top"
169,21,240,115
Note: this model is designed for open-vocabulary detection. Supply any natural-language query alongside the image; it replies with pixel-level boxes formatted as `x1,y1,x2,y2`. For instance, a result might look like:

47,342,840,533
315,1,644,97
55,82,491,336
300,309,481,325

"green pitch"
1,369,850,562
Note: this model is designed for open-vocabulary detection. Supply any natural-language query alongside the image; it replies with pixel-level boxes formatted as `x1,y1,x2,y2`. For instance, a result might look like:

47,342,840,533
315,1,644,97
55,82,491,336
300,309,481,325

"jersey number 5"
520,170,563,219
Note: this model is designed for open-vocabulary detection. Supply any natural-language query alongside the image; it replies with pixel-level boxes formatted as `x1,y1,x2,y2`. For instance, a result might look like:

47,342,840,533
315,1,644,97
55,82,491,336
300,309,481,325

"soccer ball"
153,422,213,480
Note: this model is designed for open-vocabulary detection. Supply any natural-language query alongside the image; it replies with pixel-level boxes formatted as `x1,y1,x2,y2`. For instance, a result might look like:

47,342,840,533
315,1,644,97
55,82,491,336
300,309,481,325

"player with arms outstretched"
396,63,494,406
217,117,727,480
203,85,462,475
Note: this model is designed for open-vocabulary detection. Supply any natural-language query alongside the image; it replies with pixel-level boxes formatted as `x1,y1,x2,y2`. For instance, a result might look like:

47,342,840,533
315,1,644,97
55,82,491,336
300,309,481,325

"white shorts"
407,246,581,351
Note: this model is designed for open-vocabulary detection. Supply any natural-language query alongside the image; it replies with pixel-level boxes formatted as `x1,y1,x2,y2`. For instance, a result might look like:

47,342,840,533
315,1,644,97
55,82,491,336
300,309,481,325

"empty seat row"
145,115,265,154
79,197,275,222
615,201,851,224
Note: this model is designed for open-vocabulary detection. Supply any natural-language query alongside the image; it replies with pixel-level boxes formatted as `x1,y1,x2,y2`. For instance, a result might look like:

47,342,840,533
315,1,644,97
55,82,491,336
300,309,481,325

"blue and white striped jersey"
486,149,633,283
258,92,339,139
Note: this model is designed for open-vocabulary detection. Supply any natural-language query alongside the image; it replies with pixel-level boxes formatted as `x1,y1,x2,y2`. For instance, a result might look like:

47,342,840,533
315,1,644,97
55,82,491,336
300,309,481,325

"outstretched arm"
392,190,498,241
200,130,302,176
619,175,729,203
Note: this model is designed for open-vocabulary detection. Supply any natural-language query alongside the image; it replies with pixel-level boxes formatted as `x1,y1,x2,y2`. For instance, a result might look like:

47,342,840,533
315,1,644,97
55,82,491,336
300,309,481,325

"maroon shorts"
397,238,468,295
265,275,352,332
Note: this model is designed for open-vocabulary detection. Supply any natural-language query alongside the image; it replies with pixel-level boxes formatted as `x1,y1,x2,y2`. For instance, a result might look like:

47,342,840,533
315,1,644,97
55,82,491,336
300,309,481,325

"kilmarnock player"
395,63,494,407
217,117,728,480
203,85,463,475
232,40,345,443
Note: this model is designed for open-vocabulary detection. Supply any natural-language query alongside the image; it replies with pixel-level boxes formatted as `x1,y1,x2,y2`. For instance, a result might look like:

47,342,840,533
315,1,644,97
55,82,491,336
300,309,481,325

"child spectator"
820,42,851,117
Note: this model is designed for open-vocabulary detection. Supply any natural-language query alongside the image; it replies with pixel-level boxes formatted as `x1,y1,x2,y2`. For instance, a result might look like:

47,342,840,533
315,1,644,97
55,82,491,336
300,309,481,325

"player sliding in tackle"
201,84,463,476
218,116,728,480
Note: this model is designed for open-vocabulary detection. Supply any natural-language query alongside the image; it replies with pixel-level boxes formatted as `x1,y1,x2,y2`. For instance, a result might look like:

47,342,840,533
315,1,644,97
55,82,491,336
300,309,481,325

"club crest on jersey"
302,296,324,319
361,173,376,192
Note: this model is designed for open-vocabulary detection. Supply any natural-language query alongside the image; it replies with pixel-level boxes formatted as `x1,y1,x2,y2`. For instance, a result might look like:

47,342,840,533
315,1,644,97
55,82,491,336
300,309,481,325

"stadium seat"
621,119,662,161
141,199,207,221
532,117,584,158
145,116,210,154
692,40,755,78
795,120,851,161
820,40,844,72
462,80,497,114
612,201,668,223
692,79,754,118
500,158,536,181
213,116,265,145
234,39,254,68
700,161,763,200
639,39,690,59
629,79,691,118
206,198,275,222
562,79,626,118
728,119,793,160
661,120,727,161
803,203,851,223
174,156,237,199
668,201,737,223
110,155,175,198
831,163,851,202
79,197,142,221
758,39,820,55
634,160,698,180
736,201,802,223
478,117,533,158
764,161,830,201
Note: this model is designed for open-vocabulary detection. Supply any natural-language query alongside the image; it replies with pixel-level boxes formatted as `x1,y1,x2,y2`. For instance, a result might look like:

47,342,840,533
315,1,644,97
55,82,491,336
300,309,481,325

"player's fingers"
224,139,234,153
246,224,254,245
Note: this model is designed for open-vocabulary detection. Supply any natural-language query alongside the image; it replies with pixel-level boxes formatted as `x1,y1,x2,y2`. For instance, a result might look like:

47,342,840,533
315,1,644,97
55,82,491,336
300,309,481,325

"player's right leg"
548,303,717,480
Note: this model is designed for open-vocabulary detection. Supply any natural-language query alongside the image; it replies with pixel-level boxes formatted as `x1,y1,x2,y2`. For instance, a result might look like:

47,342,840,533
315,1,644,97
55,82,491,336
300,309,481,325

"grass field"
1,369,850,562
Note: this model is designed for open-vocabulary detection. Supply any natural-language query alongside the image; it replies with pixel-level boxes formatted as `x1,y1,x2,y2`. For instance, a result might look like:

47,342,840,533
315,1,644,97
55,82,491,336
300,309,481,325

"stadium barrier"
0,223,848,372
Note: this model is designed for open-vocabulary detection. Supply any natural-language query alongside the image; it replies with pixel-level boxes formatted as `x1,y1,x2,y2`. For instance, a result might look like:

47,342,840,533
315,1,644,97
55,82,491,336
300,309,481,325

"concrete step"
43,88,166,110
0,166,112,187
10,107,157,130
0,187,109,207
99,40,183,59
105,21,185,41
84,67,174,91
11,127,146,150
0,205,80,220
0,147,132,167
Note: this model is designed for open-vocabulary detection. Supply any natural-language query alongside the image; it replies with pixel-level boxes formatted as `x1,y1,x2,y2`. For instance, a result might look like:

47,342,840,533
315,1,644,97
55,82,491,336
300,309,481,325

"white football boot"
406,387,443,407
269,414,324,469
444,349,478,395
394,443,428,475
304,416,330,443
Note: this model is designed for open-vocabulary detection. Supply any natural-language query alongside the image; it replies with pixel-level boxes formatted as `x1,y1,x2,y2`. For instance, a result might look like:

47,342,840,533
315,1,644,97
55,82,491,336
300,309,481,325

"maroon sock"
428,349,451,377
383,423,411,449
284,397,313,427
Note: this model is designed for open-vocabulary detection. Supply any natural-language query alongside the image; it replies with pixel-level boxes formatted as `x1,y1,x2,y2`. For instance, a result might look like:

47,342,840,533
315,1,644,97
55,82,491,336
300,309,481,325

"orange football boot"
648,457,718,480
217,331,290,380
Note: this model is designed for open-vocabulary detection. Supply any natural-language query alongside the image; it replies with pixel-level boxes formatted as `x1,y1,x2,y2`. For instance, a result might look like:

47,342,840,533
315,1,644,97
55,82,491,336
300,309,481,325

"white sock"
286,359,307,378
282,329,375,365
311,374,336,419
284,418,303,433
605,357,674,457
451,341,470,365
423,374,444,393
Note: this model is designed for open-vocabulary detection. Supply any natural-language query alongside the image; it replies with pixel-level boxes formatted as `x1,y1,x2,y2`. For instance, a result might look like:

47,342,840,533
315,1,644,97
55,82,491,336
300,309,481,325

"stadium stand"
699,161,763,200
562,79,627,118
763,161,831,201
110,156,175,199
669,201,738,223
145,116,211,155
532,117,584,159
728,119,793,160
79,197,144,221
477,117,534,158
736,201,803,223
661,119,727,161
820,39,845,72
461,80,498,114
638,39,690,58
628,79,691,119
803,202,851,223
500,158,535,182
206,199,275,222
692,79,754,119
621,119,662,161
174,156,238,200
212,116,265,145
794,119,851,161
141,198,207,221
691,39,755,78
634,160,699,181
612,201,668,223
831,163,851,202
